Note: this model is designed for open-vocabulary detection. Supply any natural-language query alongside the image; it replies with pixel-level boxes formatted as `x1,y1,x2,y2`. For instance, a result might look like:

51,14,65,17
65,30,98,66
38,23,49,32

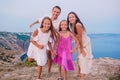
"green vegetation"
17,58,37,67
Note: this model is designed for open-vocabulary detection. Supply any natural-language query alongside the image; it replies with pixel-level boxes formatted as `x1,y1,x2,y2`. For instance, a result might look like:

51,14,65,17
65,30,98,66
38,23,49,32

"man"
29,6,61,73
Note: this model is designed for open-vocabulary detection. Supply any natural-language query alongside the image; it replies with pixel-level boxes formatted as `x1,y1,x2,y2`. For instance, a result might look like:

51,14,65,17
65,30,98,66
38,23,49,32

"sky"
0,0,120,34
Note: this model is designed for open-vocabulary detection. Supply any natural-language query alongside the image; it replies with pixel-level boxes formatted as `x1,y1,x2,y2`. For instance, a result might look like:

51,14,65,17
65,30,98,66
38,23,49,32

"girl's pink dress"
54,34,74,71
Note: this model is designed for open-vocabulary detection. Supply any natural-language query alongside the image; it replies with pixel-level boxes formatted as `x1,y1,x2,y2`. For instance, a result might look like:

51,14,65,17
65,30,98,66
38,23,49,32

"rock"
0,32,30,53
0,47,20,64
0,57,120,80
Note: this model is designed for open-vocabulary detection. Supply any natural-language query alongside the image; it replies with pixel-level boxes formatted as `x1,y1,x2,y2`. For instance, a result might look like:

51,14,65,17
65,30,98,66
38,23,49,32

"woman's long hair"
67,11,86,34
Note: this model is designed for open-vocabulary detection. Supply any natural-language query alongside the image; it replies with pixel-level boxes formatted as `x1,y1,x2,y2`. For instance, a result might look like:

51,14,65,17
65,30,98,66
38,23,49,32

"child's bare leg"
63,70,67,80
47,50,52,73
77,65,80,76
58,65,62,77
28,57,33,62
37,65,42,79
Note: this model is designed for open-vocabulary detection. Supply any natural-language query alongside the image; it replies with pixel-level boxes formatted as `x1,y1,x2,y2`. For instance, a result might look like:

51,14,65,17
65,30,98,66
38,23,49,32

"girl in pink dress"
54,20,79,80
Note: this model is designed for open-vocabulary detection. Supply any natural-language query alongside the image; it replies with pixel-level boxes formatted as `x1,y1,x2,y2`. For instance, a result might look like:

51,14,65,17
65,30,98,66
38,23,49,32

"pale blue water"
72,34,120,60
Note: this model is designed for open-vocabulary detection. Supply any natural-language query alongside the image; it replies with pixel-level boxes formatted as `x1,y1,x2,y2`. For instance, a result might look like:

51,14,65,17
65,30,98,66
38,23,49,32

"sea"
72,33,120,61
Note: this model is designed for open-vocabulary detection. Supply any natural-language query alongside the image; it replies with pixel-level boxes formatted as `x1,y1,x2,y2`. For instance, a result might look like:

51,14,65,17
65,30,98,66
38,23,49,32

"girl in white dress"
29,6,61,73
27,17,55,80
67,12,93,80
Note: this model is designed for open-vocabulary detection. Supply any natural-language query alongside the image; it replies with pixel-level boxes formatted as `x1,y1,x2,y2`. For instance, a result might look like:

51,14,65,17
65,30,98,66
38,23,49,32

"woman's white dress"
27,28,51,66
77,31,93,74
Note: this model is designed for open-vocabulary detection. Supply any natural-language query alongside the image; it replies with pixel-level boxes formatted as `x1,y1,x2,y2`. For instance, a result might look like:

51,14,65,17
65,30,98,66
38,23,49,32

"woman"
67,12,93,80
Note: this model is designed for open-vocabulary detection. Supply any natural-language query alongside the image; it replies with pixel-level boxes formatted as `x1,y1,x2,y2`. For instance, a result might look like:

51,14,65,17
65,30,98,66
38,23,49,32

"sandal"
35,79,41,80
57,77,63,80
76,73,80,77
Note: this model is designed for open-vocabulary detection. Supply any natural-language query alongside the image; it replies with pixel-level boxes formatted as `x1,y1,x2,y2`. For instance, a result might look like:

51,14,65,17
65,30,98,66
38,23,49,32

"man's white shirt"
38,14,60,31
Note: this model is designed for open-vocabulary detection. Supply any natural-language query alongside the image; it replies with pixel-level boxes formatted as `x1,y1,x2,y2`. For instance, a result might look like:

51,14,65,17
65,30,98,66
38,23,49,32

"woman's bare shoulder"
76,23,82,27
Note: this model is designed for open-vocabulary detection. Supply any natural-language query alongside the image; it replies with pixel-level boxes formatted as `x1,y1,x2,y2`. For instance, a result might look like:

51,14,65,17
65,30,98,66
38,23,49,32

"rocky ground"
0,47,120,80
0,33,120,80
0,57,120,80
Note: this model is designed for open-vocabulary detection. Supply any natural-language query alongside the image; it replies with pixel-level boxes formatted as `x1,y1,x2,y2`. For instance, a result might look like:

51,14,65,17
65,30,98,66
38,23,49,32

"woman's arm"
69,32,79,53
76,23,86,56
29,20,40,28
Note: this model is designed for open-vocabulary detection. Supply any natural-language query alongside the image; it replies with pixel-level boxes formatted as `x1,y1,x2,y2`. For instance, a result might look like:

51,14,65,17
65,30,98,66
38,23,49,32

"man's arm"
29,20,40,28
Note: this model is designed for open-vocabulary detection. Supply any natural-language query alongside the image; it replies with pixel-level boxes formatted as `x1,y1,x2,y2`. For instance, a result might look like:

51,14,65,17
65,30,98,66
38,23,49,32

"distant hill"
1,32,120,53
0,32,120,63
0,32,31,53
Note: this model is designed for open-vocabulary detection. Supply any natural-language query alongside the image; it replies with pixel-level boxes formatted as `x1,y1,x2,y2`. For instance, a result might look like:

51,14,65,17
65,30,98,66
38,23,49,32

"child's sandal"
57,77,63,80
77,74,80,77
36,79,41,80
